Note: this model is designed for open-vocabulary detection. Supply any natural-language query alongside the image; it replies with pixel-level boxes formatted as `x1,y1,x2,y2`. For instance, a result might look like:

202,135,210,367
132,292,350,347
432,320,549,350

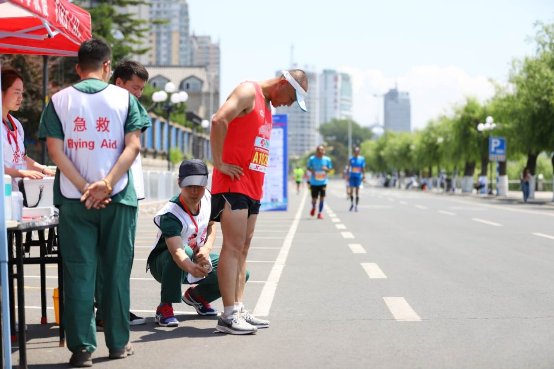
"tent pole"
41,55,48,164
0,60,14,369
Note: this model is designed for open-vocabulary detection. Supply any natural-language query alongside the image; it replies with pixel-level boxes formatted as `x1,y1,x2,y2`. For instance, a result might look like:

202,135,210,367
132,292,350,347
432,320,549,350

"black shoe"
129,312,146,325
109,343,134,359
69,348,92,367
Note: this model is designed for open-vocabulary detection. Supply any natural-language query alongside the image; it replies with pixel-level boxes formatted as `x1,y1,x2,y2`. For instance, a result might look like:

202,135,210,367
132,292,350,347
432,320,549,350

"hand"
80,180,111,209
19,170,44,179
216,162,243,181
42,168,56,176
185,259,209,279
194,247,210,266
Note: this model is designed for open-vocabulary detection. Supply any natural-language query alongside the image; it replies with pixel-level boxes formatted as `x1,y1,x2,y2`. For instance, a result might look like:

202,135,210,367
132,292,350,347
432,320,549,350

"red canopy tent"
0,1,91,367
0,0,91,56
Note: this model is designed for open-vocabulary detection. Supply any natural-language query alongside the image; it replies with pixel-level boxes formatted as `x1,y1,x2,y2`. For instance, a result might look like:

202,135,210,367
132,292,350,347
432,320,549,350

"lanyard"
3,115,19,153
179,194,199,235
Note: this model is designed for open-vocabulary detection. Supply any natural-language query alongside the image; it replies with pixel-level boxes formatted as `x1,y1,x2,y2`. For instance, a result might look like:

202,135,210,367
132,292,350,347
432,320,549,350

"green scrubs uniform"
39,79,150,353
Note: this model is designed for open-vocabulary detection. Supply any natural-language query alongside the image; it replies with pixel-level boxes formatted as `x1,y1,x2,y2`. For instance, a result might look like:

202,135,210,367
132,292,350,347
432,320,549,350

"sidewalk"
431,187,554,207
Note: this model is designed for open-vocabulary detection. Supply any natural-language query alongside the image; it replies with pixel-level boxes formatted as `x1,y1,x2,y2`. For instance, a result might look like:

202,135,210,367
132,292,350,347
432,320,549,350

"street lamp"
152,82,188,171
477,116,496,195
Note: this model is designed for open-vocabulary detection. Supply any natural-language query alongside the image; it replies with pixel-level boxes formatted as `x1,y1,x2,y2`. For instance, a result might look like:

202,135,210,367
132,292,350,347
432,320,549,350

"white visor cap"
282,70,308,112
179,175,208,187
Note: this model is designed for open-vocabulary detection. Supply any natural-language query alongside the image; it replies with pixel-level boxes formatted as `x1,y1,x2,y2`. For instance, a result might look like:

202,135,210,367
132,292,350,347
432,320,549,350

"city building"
149,0,192,66
147,65,219,121
319,69,353,124
384,87,411,132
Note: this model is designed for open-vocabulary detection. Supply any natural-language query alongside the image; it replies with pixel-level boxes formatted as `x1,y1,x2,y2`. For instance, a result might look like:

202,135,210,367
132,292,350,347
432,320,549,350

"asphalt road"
11,180,554,368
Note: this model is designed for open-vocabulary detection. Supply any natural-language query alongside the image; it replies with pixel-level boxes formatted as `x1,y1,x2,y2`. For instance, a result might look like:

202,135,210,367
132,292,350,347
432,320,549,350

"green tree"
319,119,373,170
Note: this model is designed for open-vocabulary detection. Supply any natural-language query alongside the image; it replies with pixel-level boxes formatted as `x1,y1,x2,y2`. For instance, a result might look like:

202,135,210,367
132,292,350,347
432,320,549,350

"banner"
261,114,288,211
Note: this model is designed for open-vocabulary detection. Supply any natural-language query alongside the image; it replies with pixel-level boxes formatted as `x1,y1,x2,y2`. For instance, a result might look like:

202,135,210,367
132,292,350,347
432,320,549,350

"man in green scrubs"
39,39,150,367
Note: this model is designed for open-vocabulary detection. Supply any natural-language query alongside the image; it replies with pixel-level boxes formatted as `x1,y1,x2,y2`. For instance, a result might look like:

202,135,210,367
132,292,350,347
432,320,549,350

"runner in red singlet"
210,69,309,335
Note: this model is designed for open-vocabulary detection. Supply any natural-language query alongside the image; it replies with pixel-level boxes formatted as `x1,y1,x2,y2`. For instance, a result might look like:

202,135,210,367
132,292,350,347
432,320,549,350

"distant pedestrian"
307,145,332,219
520,167,531,203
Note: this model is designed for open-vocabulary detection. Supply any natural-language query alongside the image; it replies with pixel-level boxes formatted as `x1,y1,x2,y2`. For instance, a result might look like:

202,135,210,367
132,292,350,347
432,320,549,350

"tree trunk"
462,161,476,193
526,153,538,199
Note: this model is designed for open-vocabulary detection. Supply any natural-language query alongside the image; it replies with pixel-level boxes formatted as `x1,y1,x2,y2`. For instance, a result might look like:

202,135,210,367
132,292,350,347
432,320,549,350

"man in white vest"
147,159,250,327
95,60,150,330
39,39,150,367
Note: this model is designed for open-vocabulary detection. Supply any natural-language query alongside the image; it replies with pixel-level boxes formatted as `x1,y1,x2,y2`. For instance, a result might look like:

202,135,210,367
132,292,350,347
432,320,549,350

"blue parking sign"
489,136,506,162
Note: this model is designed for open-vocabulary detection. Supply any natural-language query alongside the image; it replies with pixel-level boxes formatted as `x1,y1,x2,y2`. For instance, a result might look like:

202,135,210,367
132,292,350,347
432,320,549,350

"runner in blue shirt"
307,145,333,219
347,147,366,212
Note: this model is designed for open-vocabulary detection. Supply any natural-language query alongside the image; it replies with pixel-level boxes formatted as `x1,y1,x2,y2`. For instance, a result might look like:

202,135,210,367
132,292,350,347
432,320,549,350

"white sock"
223,305,235,317
236,302,245,312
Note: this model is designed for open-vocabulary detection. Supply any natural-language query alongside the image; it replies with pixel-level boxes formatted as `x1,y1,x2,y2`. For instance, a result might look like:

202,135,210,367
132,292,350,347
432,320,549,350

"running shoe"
155,303,178,327
349,204,354,212
241,308,270,328
310,208,315,217
69,348,92,367
216,312,257,335
109,343,134,360
182,288,218,316
129,312,146,325
317,213,324,219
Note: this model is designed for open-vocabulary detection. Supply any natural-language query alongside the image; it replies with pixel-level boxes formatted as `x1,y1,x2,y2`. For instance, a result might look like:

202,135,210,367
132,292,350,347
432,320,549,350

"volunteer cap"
178,159,208,187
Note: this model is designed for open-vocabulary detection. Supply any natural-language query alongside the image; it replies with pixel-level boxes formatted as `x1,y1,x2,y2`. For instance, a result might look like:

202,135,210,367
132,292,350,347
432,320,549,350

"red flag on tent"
0,0,92,56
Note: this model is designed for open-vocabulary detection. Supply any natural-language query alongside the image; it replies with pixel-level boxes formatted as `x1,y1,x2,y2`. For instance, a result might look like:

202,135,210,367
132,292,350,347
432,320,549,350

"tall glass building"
384,87,411,132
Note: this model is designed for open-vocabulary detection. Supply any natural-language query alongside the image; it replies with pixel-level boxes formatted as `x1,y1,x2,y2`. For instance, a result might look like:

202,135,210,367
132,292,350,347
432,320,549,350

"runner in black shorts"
310,185,326,200
211,193,261,222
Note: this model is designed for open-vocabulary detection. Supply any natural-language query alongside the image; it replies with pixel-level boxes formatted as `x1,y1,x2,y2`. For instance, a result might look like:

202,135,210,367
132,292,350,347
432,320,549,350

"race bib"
249,136,270,173
315,171,326,181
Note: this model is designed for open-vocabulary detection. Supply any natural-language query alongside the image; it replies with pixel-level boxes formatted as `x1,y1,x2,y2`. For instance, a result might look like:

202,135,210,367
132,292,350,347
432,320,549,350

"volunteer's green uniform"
39,79,150,354
147,194,248,303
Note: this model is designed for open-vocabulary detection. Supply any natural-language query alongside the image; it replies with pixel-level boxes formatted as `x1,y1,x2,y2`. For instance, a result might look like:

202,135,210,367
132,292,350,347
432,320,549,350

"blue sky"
188,0,553,130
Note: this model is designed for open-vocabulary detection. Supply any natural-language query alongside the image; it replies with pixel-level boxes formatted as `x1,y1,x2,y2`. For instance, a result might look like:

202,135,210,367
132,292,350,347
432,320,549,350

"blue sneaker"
182,288,218,316
155,303,178,327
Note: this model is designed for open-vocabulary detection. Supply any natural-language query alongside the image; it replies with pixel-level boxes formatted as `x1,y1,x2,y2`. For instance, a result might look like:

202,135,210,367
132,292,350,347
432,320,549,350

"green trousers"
58,201,136,353
148,246,249,303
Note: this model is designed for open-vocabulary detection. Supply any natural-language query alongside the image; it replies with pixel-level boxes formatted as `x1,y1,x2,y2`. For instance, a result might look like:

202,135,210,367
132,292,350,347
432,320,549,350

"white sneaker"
216,312,257,335
241,308,270,328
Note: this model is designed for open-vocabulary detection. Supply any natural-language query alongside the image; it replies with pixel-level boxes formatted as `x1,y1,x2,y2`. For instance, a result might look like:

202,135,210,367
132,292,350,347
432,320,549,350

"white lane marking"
472,218,502,227
438,210,456,216
415,205,428,210
348,244,366,254
533,232,554,240
383,297,422,322
448,198,554,218
361,263,387,279
331,218,340,223
335,224,346,230
341,232,354,239
253,190,308,317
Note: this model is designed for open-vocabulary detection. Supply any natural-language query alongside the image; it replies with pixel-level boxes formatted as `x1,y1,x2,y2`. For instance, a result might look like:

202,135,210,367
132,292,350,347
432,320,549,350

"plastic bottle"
11,191,23,221
4,174,12,221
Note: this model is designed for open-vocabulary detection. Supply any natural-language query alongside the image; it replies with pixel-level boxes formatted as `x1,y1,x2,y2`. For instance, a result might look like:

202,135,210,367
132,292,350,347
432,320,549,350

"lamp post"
152,82,188,171
477,116,496,195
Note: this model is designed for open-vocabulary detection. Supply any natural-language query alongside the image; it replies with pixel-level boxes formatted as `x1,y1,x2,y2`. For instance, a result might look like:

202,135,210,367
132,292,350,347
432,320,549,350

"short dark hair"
78,38,111,72
1,68,23,93
111,60,149,83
